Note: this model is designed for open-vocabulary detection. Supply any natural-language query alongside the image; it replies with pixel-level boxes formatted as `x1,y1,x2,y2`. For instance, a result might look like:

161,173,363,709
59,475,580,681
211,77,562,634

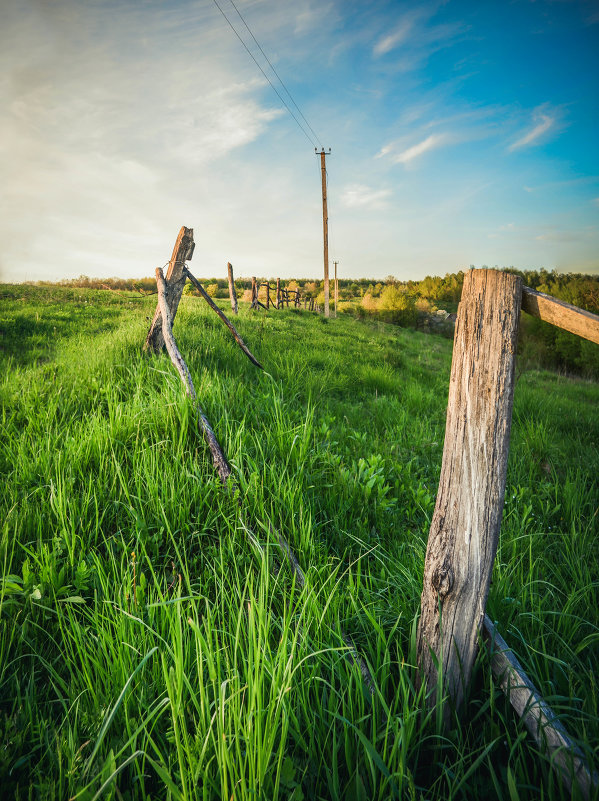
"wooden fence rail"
522,285,599,345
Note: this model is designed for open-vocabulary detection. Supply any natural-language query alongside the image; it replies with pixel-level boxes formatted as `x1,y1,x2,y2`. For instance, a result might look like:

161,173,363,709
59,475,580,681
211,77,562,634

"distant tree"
379,284,417,326
361,292,378,311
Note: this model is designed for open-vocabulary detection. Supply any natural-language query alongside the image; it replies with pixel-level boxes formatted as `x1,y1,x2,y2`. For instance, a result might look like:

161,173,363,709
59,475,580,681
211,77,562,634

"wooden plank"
521,286,599,345
417,269,522,716
144,226,194,353
483,615,596,800
227,262,238,315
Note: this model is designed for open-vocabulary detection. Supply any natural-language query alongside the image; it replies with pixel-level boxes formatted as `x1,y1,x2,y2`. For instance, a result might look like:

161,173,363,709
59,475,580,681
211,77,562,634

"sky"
1,0,598,283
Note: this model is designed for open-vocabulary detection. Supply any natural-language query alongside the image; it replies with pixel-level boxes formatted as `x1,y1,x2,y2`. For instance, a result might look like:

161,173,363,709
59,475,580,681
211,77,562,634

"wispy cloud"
372,6,467,68
392,133,447,164
373,17,415,56
341,184,392,208
509,105,559,151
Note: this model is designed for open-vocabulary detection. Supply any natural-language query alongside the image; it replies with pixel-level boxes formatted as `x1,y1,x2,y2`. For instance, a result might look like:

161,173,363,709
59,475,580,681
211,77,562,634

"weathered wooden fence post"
276,278,281,309
417,268,522,716
265,282,270,309
144,226,195,353
251,276,257,309
227,262,238,315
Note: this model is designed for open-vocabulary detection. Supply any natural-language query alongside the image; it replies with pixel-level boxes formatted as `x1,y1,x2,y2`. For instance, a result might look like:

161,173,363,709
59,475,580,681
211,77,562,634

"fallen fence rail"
483,615,597,800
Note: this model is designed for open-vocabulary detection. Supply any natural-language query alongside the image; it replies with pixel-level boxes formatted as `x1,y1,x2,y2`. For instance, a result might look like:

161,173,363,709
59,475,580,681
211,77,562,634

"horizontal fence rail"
521,285,599,345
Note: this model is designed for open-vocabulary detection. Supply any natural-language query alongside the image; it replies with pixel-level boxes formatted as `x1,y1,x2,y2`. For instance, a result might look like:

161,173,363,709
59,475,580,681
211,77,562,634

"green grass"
1,285,598,800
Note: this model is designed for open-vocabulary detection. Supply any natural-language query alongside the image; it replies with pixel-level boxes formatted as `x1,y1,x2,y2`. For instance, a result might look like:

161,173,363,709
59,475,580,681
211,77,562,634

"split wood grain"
521,286,599,345
144,226,194,353
417,269,522,715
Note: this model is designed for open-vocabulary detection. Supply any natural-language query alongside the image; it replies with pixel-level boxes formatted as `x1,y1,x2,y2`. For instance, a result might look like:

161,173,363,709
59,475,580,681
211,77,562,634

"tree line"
24,268,599,377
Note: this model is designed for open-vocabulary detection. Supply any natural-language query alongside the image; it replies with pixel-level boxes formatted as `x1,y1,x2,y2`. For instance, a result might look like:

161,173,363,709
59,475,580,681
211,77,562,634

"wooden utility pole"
417,269,522,719
333,260,338,318
317,148,331,318
227,262,238,315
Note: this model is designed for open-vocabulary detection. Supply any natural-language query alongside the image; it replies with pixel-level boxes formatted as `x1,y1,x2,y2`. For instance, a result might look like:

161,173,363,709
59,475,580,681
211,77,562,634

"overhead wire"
225,0,323,148
211,0,319,149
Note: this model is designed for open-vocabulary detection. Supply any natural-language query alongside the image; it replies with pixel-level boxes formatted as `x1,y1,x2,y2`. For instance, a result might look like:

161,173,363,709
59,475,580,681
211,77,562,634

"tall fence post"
144,226,195,353
416,268,522,717
251,276,257,309
227,262,238,315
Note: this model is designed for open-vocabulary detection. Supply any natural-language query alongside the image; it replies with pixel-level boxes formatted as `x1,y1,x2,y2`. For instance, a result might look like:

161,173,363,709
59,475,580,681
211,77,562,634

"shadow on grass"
0,307,123,367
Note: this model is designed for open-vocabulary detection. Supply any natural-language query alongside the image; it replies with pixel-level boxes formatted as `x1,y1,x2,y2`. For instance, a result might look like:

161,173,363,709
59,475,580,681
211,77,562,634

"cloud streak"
373,18,415,56
509,106,557,151
393,133,446,163
341,184,392,208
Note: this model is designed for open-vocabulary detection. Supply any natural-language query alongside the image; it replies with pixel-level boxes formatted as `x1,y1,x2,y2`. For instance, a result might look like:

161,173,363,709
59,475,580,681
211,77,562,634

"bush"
379,285,417,327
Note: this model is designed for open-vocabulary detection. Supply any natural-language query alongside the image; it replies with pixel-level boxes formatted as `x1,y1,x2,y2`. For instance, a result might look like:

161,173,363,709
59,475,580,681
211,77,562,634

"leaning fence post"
144,226,195,353
227,262,238,315
416,268,522,717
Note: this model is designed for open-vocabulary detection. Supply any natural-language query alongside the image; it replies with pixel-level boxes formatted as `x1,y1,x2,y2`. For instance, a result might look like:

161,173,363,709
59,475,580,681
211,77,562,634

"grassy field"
1,283,598,800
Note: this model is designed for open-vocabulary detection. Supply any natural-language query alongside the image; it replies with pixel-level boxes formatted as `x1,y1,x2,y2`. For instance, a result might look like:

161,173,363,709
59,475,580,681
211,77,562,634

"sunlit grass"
1,287,598,799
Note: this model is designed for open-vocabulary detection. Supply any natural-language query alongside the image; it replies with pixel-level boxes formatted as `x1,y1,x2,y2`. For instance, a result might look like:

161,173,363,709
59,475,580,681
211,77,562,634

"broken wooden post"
155,267,231,484
227,262,238,315
417,268,522,716
144,226,195,353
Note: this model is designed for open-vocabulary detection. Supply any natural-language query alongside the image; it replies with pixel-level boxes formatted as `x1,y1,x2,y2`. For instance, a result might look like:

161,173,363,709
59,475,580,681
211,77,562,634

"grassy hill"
1,284,598,800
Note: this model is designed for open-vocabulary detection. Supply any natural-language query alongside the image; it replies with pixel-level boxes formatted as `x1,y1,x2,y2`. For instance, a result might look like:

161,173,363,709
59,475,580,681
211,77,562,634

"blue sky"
1,0,598,282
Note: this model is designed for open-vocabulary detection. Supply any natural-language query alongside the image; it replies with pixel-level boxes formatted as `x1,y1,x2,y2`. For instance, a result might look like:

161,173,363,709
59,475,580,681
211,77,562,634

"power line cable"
211,0,318,148
226,0,323,148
